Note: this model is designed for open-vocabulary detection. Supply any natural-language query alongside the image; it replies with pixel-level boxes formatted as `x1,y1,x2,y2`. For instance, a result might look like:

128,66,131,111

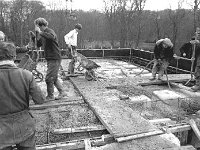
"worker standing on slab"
64,23,82,74
149,38,174,80
0,41,45,150
33,17,67,100
190,27,200,92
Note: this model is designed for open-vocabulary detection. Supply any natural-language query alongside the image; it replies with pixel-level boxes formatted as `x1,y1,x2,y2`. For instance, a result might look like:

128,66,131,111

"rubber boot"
191,80,200,92
158,66,165,80
54,79,68,100
68,59,75,74
149,76,156,81
46,82,55,101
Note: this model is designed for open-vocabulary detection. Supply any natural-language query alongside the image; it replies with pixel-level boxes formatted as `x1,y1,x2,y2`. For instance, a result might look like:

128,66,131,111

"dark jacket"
0,64,45,115
154,41,174,61
179,42,193,59
194,43,200,66
37,28,61,60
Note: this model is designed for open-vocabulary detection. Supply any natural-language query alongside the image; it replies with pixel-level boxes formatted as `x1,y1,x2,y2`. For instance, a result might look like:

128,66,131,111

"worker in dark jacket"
150,38,174,80
0,41,45,149
190,28,200,92
33,17,67,100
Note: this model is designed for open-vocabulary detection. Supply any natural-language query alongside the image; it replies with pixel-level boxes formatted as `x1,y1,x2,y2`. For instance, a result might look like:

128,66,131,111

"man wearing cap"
33,17,67,100
0,41,45,149
64,23,82,74
150,38,174,80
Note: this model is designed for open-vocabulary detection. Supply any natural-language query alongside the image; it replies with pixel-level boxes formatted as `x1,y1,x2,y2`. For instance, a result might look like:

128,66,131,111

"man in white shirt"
64,23,82,74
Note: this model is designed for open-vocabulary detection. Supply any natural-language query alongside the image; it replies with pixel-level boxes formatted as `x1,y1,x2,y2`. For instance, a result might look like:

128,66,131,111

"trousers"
152,59,169,78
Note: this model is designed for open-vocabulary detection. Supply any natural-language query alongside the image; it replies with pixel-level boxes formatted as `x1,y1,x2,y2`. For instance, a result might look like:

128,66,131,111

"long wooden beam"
53,122,191,135
53,125,106,134
116,130,164,143
30,100,85,110
189,119,200,141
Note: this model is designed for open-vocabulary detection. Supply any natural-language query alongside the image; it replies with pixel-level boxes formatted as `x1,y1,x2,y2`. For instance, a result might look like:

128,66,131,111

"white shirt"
64,29,78,46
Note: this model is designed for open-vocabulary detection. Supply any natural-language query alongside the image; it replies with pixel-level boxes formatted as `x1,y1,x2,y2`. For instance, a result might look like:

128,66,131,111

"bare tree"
168,0,186,49
153,11,161,40
186,0,200,32
0,0,9,34
103,0,118,47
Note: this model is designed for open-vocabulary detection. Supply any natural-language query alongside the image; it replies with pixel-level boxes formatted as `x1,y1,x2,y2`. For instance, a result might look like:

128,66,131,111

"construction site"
17,48,200,150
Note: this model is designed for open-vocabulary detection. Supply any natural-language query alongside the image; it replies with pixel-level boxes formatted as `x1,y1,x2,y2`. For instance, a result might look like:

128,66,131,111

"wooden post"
189,119,200,141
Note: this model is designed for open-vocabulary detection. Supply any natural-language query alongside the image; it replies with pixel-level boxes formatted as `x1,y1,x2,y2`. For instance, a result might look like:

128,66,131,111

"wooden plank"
84,139,92,150
167,124,191,133
166,145,196,150
116,130,164,142
70,77,165,139
149,118,172,124
161,74,191,82
53,125,106,134
138,74,191,86
30,100,84,110
138,80,166,86
42,96,83,103
36,141,85,150
189,119,200,141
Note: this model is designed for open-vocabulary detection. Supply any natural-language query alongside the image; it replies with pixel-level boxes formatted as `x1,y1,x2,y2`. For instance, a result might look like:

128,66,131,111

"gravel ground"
32,59,199,146
30,62,102,144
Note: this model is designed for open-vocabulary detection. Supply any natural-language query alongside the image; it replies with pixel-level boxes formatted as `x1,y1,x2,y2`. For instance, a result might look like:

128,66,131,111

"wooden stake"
189,119,200,141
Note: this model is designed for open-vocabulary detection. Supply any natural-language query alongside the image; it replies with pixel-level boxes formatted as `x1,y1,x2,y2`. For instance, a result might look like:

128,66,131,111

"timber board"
70,77,160,139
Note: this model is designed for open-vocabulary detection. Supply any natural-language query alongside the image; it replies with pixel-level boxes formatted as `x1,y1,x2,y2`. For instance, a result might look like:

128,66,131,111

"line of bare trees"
0,0,200,53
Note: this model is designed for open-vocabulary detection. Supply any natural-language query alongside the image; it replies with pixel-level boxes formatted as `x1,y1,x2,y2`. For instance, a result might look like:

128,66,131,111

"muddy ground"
30,59,200,145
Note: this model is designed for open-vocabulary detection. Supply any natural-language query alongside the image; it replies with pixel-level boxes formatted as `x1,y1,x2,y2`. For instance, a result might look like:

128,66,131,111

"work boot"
157,76,163,80
46,95,55,101
149,76,156,81
46,81,54,100
68,59,75,74
191,85,200,92
55,91,68,100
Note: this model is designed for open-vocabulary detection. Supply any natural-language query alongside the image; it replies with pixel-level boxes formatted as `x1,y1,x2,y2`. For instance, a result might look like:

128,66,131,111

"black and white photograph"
0,0,200,149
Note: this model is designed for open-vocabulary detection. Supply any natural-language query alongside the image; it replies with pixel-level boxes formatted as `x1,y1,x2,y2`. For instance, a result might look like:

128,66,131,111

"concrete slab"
71,78,159,138
153,90,186,100
129,95,152,108
122,64,138,69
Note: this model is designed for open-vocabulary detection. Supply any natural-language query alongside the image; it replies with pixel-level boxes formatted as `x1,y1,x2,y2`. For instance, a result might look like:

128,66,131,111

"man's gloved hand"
26,42,34,49
29,31,35,37
157,58,161,63
35,26,41,34
67,44,72,49
190,39,199,44
191,57,195,61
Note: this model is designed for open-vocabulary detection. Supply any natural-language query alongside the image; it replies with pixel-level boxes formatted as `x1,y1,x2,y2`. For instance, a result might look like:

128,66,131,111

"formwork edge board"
116,130,164,143
30,100,84,110
149,118,172,123
53,125,106,134
168,125,191,133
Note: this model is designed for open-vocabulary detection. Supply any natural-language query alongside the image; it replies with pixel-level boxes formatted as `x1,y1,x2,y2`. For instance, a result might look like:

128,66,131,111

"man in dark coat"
150,38,174,80
179,41,193,59
34,17,67,100
0,41,45,149
190,39,200,92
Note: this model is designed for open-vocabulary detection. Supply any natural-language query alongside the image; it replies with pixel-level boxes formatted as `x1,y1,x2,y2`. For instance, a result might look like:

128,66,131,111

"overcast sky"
39,0,192,11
